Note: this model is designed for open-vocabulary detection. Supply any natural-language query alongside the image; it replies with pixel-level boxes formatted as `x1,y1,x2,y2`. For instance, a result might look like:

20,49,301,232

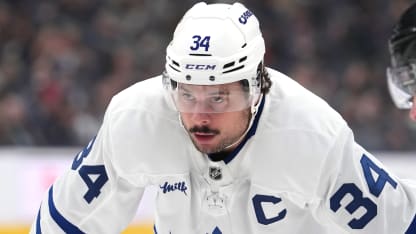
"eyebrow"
207,90,229,96
178,85,230,95
178,85,190,92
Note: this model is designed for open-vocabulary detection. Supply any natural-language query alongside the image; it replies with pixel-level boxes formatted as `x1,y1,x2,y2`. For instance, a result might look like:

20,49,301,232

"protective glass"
386,64,416,109
165,79,255,113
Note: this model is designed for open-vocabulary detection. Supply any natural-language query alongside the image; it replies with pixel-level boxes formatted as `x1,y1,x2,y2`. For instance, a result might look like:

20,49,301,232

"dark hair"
240,62,272,95
260,63,272,94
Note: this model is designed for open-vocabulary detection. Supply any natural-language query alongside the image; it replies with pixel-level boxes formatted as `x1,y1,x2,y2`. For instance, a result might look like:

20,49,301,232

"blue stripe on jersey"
36,206,42,234
48,186,85,234
405,213,416,234
210,95,266,164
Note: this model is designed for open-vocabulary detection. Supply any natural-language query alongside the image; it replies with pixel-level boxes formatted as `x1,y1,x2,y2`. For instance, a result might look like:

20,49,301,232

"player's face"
178,82,251,154
410,97,416,121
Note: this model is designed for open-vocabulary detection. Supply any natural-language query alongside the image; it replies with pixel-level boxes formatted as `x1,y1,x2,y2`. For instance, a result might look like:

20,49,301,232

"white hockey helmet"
163,2,265,113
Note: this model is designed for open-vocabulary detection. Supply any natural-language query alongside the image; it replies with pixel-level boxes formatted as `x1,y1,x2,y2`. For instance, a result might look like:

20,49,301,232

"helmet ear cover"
387,65,414,109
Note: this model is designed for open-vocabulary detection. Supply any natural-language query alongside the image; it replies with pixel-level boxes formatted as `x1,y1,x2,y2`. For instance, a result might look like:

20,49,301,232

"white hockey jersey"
31,68,416,234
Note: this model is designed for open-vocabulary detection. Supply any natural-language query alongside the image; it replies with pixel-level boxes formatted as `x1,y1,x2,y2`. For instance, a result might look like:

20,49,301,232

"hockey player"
387,3,416,121
31,2,416,233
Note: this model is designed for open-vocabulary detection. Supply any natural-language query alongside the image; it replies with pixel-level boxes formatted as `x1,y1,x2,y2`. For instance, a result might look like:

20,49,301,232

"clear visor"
386,65,415,109
166,80,255,113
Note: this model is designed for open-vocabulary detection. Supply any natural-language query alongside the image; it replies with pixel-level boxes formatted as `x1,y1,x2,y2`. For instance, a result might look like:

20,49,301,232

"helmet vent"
169,64,180,72
239,56,247,63
223,65,244,74
223,61,235,69
172,60,180,67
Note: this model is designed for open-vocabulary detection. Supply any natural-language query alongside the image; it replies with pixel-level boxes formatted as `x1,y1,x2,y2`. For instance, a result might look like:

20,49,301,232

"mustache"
189,125,220,134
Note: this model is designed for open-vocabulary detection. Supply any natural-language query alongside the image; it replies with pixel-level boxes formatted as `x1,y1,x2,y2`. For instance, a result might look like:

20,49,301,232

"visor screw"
209,76,215,81
186,75,191,80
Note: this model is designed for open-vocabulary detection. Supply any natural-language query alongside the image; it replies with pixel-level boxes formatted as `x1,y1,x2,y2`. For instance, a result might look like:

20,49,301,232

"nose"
410,97,416,121
191,111,211,125
187,100,213,125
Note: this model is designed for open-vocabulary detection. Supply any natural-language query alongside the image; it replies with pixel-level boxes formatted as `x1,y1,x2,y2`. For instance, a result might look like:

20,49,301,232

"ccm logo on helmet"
185,64,216,70
239,10,253,24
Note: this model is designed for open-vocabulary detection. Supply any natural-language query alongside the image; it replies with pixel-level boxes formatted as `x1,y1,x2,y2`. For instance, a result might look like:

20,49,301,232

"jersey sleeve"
317,125,416,233
29,104,145,234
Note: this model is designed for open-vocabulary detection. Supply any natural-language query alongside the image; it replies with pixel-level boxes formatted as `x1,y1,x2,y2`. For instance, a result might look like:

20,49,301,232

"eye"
210,95,225,103
181,92,195,101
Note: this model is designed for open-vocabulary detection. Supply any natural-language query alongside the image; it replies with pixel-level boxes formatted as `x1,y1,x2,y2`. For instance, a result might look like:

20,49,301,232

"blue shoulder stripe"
48,186,85,234
406,213,416,234
36,206,42,234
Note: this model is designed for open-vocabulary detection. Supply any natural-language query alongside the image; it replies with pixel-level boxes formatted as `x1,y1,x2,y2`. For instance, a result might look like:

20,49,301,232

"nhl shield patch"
209,167,222,180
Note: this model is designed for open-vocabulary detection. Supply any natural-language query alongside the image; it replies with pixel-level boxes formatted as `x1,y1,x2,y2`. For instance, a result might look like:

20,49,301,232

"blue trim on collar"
208,95,266,164
406,213,416,234
48,186,85,234
36,205,42,234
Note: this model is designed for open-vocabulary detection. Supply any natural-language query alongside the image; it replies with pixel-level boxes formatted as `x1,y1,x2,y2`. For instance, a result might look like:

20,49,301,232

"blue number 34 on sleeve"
71,137,109,204
329,154,398,229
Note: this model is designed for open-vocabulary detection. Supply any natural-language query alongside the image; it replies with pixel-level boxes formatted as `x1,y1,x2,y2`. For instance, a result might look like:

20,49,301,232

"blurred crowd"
0,0,415,150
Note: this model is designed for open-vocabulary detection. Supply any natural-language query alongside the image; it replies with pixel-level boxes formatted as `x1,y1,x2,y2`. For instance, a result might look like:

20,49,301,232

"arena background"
0,0,415,233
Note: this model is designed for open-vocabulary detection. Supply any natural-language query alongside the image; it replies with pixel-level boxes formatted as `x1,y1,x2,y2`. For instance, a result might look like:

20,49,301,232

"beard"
185,110,251,154
188,130,243,154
